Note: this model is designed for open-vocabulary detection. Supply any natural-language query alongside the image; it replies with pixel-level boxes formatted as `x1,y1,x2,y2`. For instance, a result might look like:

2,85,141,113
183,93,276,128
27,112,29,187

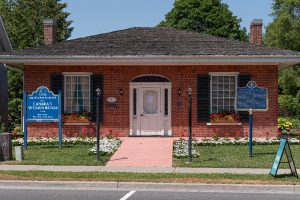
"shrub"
278,95,299,118
278,117,293,131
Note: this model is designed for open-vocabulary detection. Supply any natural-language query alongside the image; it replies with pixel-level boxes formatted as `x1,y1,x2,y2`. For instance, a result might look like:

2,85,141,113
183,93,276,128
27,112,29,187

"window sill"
64,122,90,126
206,122,242,126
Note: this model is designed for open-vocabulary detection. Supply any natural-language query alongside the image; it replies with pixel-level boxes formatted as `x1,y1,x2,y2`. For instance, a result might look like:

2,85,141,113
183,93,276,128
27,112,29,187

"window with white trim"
211,75,237,113
64,75,90,113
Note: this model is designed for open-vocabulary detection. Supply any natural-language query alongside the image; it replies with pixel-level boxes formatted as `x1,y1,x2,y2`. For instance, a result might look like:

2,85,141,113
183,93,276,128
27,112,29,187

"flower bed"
13,137,122,156
88,139,122,155
173,137,300,158
173,139,200,158
13,137,121,146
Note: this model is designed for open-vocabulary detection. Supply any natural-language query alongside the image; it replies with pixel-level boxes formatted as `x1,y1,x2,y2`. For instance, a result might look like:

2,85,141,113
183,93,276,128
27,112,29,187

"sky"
61,0,274,40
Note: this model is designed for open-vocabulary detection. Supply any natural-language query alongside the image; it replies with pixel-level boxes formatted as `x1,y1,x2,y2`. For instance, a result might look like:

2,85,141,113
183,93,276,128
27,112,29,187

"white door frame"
129,82,172,136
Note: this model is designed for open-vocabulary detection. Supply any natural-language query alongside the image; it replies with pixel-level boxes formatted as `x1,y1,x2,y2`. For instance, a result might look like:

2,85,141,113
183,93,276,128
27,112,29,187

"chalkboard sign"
236,81,268,111
27,86,59,122
270,138,298,177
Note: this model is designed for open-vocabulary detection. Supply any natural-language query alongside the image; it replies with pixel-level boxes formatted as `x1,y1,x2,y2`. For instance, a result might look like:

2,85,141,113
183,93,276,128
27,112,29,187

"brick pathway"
106,137,173,167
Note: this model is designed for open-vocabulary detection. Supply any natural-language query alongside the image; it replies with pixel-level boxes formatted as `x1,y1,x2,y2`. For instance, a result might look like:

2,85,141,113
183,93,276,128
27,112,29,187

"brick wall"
24,65,278,138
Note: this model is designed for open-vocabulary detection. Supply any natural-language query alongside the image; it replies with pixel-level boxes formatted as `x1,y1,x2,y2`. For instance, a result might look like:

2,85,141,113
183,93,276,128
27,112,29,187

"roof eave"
1,55,300,70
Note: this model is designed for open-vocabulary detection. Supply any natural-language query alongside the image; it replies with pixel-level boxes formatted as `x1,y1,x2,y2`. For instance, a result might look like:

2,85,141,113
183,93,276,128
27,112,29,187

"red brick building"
1,19,300,138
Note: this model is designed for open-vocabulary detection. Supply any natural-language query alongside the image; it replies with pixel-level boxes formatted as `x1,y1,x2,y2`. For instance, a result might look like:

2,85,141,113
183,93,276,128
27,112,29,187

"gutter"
1,55,300,69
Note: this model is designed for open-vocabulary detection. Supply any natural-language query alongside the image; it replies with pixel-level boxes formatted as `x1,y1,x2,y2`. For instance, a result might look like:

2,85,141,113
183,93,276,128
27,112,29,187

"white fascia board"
0,55,300,67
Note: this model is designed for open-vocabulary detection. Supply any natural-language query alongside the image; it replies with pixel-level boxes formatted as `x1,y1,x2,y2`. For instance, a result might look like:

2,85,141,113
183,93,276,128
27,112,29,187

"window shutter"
197,74,210,122
237,74,251,122
50,73,64,111
91,74,103,122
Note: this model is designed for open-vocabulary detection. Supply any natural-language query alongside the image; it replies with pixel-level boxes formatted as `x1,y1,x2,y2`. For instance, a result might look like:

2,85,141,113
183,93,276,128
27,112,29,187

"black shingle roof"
4,27,300,56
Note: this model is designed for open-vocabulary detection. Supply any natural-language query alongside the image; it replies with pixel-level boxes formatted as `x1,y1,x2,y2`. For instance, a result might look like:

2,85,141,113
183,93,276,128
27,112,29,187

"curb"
0,165,298,175
0,180,299,194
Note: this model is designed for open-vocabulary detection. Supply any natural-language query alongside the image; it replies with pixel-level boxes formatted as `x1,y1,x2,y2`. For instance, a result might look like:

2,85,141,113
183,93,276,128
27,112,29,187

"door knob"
140,113,144,116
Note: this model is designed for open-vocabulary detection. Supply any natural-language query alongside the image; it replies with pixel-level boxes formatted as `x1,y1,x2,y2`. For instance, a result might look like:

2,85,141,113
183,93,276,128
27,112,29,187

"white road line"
120,190,136,200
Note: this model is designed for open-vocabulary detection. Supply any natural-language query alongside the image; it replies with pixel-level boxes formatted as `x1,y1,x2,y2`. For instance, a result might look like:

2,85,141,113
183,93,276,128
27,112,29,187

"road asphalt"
0,164,298,174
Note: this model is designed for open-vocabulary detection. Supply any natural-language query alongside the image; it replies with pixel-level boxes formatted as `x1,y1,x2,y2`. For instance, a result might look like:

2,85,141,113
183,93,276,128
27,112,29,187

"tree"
265,0,300,118
158,0,248,41
0,0,73,130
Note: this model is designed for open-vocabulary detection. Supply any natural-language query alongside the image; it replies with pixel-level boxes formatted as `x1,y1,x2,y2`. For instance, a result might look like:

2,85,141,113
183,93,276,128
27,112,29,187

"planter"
63,119,90,124
210,119,237,123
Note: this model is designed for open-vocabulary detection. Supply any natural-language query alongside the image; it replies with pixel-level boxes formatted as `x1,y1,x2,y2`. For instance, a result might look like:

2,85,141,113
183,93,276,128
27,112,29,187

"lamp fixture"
178,88,181,96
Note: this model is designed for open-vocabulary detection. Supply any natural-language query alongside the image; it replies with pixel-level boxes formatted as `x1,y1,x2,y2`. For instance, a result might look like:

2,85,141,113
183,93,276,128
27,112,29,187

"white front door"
140,87,163,135
130,82,171,136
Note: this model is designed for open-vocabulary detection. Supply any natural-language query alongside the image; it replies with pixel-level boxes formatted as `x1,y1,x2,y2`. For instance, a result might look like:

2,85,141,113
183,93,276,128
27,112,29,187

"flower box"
209,112,240,123
62,112,91,124
63,118,90,124
210,119,237,123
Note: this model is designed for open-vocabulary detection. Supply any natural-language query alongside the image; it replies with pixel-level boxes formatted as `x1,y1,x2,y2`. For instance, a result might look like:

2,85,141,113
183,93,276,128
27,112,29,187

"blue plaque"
26,86,59,122
236,81,268,111
23,86,63,149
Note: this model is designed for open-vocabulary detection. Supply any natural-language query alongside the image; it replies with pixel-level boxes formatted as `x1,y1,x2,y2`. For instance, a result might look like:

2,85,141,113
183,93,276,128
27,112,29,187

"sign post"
236,81,268,158
96,88,101,162
23,86,62,149
23,91,28,150
187,88,192,163
249,109,253,158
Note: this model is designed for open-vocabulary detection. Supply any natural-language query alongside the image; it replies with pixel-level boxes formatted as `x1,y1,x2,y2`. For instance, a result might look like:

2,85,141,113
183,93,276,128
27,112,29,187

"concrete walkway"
106,137,173,167
0,165,298,175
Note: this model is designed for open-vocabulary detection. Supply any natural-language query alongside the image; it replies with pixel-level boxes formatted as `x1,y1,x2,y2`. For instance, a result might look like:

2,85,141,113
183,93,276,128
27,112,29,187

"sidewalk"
0,165,297,175
106,137,173,167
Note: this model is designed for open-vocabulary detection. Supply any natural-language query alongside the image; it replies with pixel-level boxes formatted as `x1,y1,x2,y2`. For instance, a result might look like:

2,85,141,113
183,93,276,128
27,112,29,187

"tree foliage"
0,0,73,130
158,0,248,41
265,0,300,118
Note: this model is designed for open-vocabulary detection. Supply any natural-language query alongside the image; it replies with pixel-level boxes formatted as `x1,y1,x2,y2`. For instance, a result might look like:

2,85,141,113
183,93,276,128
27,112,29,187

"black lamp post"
96,88,101,162
188,87,192,163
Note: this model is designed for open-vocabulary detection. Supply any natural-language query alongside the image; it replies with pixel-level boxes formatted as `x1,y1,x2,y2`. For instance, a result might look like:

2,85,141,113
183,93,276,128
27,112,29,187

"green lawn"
173,144,300,168
2,145,110,166
0,171,299,185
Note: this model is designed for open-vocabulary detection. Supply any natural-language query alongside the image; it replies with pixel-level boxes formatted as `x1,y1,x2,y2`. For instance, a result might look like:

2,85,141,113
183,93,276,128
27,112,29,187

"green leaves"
0,0,73,131
265,0,300,119
158,0,248,41
0,0,73,50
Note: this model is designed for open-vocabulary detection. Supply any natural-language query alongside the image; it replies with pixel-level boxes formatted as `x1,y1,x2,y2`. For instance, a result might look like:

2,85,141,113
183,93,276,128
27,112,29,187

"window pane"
217,91,223,97
211,75,236,113
64,75,90,113
224,91,229,98
217,84,223,90
164,89,168,116
212,91,218,98
133,89,137,115
218,76,223,82
212,106,218,113
212,83,217,90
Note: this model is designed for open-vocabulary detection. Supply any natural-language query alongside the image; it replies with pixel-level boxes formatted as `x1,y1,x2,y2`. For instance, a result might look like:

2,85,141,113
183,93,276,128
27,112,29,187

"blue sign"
236,81,268,111
23,86,63,149
26,86,59,121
